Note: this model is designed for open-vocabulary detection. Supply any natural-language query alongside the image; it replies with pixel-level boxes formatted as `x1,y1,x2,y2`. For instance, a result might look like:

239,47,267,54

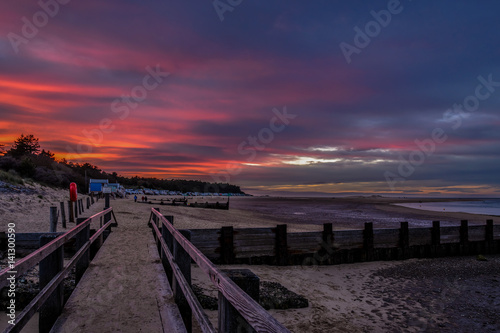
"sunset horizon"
2,1,500,197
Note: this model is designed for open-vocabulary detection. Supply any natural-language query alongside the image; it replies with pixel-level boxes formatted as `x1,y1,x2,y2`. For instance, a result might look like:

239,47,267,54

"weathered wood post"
87,197,90,209
74,201,78,219
321,223,334,265
60,202,66,228
90,228,104,260
486,219,494,254
79,199,83,213
75,217,90,284
431,221,441,257
399,222,409,259
104,193,111,231
68,200,74,223
91,192,95,204
39,235,64,333
221,226,235,264
363,222,374,261
49,206,58,232
154,208,161,254
162,216,174,284
460,220,469,255
275,224,288,266
218,269,259,333
173,229,192,333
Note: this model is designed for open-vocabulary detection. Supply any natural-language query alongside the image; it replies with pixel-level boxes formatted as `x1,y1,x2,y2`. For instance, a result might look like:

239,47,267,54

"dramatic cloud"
1,0,499,196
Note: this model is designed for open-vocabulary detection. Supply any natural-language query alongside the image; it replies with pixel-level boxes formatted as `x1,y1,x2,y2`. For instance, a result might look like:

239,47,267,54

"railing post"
486,219,494,254
75,217,90,284
164,216,175,285
460,220,469,255
39,235,64,333
104,193,112,230
218,269,259,333
60,202,66,228
431,221,441,257
155,208,161,254
68,200,74,223
49,206,58,232
275,224,288,266
221,226,235,264
399,222,409,259
363,222,374,261
173,229,192,333
74,201,79,219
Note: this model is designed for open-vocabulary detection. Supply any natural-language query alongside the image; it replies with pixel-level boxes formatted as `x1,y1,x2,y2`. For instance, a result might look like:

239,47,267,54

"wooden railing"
149,208,290,333
0,208,118,333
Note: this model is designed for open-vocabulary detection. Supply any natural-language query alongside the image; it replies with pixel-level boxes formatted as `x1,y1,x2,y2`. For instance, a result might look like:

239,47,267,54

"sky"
0,0,499,197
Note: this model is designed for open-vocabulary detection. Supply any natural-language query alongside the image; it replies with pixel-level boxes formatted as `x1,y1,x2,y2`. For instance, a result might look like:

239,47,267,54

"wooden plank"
493,224,500,239
408,228,432,246
75,218,90,284
440,226,460,244
373,229,399,248
469,225,486,242
288,233,321,253
153,209,291,333
174,230,192,333
233,228,276,240
39,236,64,333
334,230,364,249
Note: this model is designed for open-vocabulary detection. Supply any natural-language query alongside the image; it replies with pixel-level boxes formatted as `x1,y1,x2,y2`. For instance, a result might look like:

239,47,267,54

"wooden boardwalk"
51,205,186,333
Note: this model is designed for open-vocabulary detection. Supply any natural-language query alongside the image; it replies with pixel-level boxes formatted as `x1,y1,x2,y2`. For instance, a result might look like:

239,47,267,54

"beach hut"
89,179,109,193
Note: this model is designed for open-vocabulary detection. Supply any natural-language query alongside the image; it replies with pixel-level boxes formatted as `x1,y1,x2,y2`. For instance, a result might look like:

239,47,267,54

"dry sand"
0,183,104,233
1,190,499,332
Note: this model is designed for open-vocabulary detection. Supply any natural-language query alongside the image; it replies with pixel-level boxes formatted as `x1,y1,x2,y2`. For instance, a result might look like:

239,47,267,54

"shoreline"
2,190,499,234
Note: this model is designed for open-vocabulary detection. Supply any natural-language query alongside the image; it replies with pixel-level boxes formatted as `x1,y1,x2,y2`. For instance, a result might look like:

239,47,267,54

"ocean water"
396,199,500,216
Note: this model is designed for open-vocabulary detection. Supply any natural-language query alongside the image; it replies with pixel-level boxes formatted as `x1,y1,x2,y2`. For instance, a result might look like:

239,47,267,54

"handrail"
0,207,113,289
151,208,291,333
151,222,216,333
0,208,117,333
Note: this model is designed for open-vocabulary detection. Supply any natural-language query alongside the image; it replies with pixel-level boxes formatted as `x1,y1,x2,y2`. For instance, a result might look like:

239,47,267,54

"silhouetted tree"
39,149,55,159
6,134,41,157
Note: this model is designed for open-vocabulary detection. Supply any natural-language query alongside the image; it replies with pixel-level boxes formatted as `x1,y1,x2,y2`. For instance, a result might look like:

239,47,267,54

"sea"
396,199,500,216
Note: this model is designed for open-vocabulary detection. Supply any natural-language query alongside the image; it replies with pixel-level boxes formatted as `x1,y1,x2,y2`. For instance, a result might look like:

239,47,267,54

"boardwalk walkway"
51,200,186,333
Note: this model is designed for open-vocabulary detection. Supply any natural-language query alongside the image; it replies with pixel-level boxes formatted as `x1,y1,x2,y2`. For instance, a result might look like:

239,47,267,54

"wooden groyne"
186,220,500,266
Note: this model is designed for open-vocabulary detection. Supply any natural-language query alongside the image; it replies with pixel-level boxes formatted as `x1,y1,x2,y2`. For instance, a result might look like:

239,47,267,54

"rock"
192,284,218,310
259,281,309,310
192,281,309,311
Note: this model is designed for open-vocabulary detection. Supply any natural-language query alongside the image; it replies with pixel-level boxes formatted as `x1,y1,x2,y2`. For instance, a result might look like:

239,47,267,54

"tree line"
0,134,244,194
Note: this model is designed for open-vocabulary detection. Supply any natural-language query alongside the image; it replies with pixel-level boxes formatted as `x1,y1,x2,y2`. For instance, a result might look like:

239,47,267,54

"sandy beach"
1,189,499,332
